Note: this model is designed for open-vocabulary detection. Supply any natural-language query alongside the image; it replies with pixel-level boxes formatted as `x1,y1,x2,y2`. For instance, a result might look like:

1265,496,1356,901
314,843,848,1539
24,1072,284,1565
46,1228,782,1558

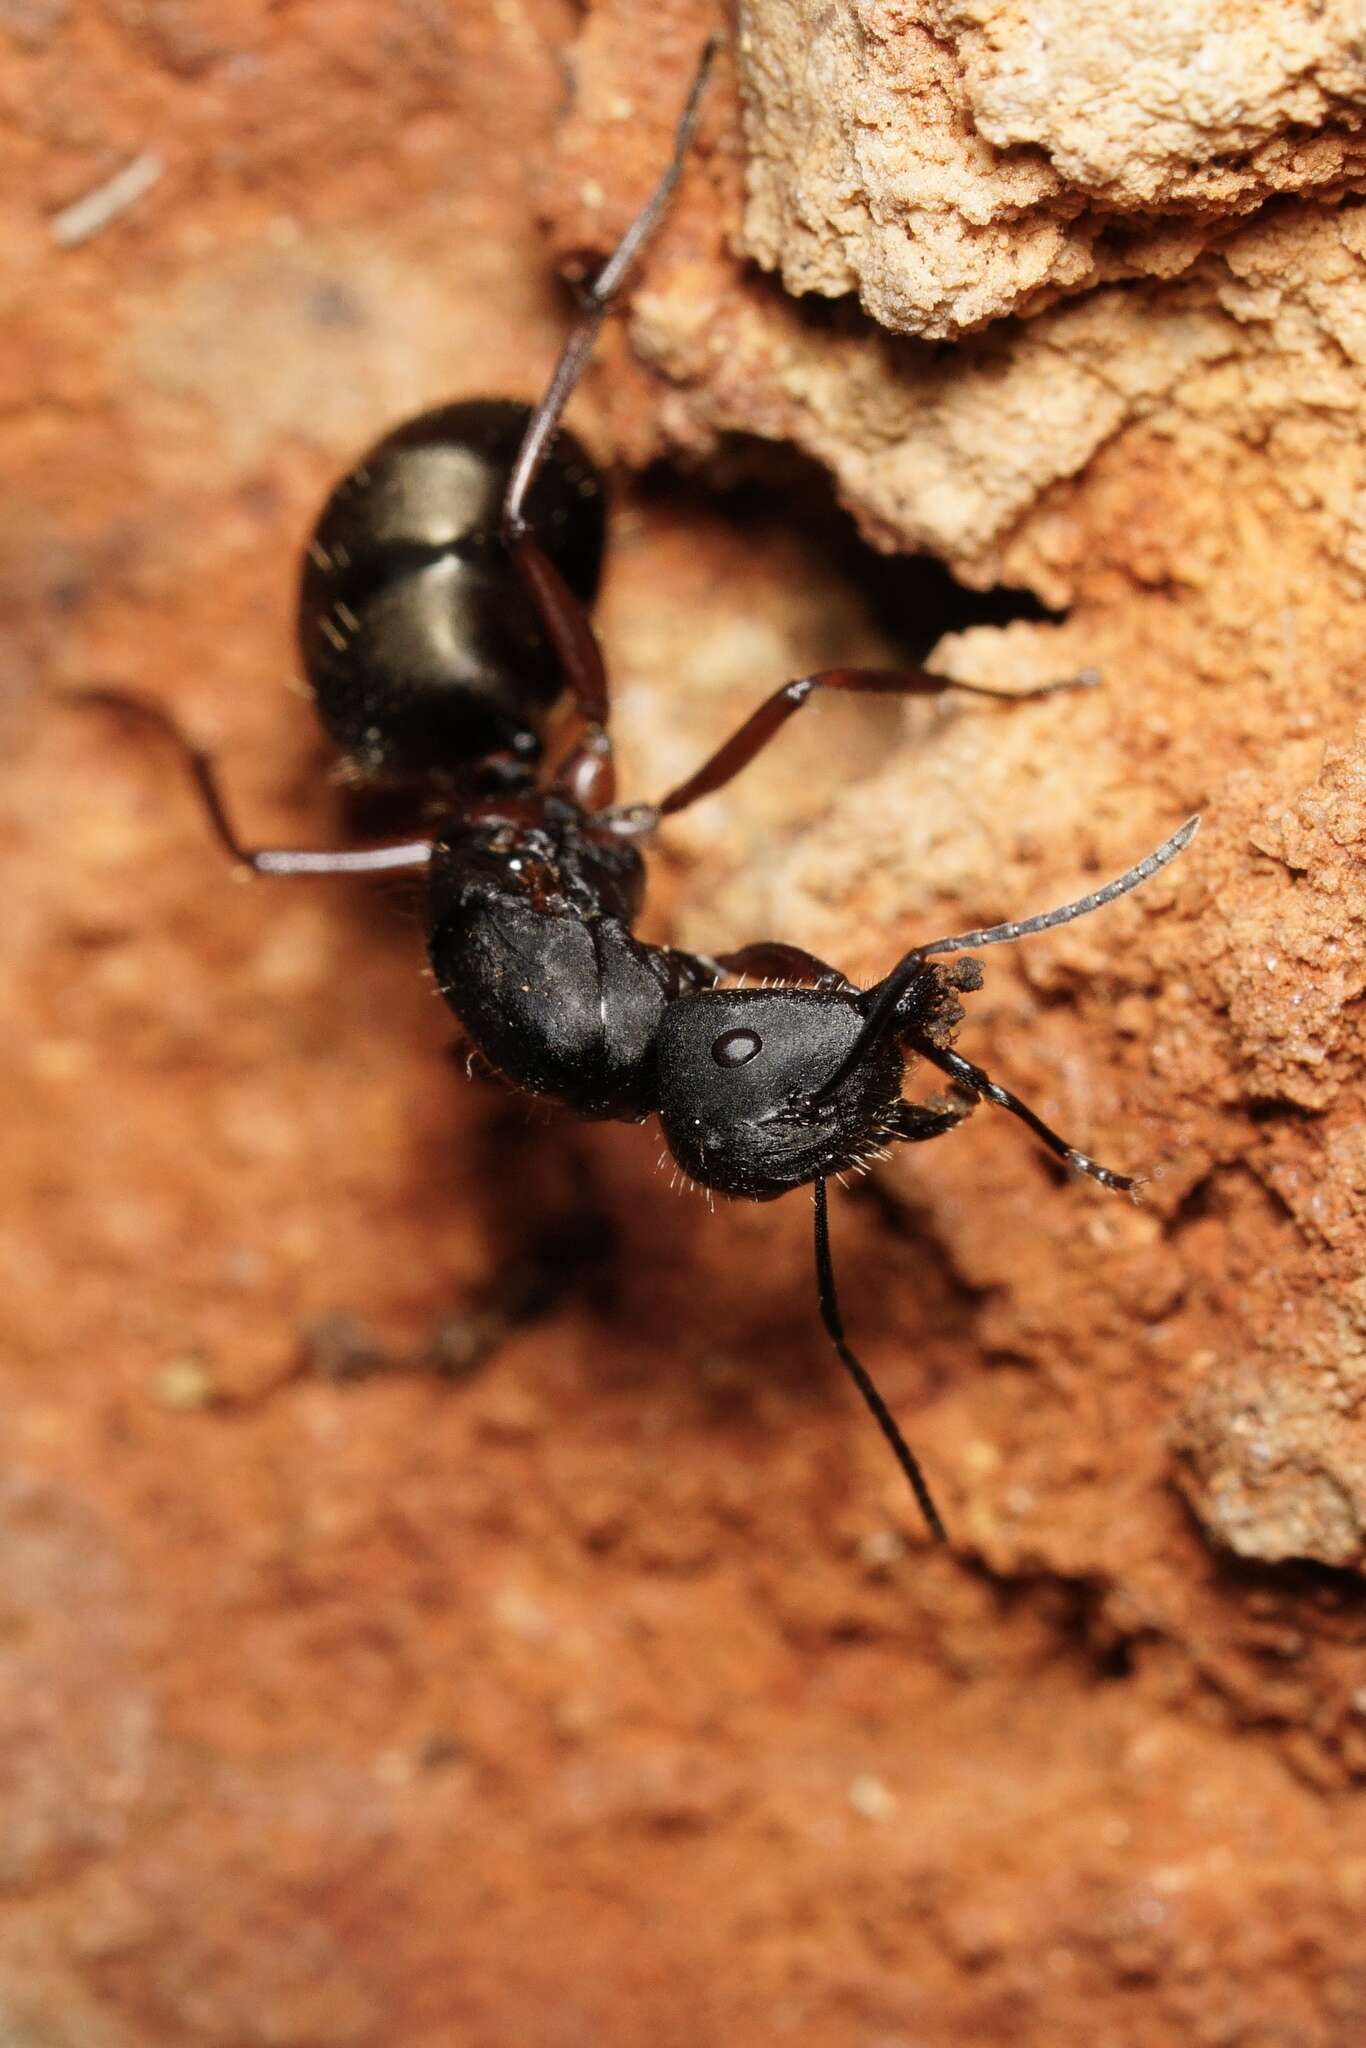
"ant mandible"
89,41,1197,1542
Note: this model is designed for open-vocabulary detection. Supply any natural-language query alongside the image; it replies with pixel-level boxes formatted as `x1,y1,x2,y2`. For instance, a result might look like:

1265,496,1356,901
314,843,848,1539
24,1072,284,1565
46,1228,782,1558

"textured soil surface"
7,3,1366,2044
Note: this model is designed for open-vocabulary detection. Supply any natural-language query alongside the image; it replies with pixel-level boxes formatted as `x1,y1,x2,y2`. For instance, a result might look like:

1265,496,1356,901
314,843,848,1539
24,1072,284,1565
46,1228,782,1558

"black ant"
85,42,1197,1542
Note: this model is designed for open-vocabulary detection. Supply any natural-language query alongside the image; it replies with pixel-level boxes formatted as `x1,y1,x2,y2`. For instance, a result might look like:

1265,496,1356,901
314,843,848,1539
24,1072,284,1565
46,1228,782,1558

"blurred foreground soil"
4,2,1366,2043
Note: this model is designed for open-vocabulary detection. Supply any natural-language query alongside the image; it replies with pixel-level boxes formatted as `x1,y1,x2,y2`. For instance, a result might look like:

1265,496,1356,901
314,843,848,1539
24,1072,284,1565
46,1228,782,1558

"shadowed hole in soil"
969,1568,1150,1688
1181,1521,1366,1622
1171,1160,1301,1246
1245,1094,1312,1124
634,432,1061,667
1224,1552,1366,1615
1172,1172,1216,1230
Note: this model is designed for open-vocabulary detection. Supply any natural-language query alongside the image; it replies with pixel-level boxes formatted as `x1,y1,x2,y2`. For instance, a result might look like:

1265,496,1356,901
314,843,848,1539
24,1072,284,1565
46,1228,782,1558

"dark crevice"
963,1565,1149,1689
1245,1094,1310,1124
633,432,1064,670
1172,1172,1216,1229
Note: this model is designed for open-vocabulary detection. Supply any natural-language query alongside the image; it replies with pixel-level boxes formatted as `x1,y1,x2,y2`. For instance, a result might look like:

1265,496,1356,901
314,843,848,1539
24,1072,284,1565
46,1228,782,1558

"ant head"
655,986,909,1200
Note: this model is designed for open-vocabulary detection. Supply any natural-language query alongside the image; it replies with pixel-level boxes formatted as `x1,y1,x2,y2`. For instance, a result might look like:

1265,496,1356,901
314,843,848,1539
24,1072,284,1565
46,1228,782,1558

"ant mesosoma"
88,42,1197,1542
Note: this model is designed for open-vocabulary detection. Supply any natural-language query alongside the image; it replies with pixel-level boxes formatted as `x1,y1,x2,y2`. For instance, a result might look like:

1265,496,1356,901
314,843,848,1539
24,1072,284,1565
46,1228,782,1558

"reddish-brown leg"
645,663,1093,820
708,942,852,990
499,40,718,810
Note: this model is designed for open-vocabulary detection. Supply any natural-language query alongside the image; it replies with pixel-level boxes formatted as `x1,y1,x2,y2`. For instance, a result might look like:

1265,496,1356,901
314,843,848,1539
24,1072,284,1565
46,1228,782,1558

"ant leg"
910,1037,1140,1193
708,942,853,989
553,723,616,812
503,37,716,542
73,690,433,876
502,39,718,809
643,662,1092,822
805,819,1201,1108
886,1096,975,1145
812,1177,947,1543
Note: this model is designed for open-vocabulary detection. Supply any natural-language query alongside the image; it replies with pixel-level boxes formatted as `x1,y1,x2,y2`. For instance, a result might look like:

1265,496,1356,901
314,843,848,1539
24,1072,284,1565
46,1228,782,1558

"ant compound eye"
711,1026,762,1069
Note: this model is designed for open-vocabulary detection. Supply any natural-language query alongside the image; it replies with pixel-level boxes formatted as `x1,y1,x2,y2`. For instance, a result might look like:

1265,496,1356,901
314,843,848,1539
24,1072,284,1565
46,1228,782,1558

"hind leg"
73,690,433,875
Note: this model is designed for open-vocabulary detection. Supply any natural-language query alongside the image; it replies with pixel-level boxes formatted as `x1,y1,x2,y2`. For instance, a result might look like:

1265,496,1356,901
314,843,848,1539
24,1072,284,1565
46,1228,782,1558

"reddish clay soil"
6,4,1366,2045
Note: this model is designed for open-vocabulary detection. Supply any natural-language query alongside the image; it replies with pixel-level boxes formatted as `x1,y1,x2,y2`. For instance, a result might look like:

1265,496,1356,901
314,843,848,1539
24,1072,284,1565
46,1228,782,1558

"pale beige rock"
737,0,1366,337
1204,726,1366,1115
1174,1324,1366,1569
944,0,1366,204
632,202,1366,595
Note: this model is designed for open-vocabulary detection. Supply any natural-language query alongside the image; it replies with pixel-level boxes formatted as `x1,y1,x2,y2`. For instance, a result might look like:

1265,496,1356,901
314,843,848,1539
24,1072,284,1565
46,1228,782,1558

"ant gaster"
90,42,1198,1542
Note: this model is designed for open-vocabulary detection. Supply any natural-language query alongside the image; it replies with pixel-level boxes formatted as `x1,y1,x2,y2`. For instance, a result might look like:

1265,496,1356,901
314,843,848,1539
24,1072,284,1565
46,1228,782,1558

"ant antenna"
812,1177,947,1543
812,815,1200,1108
911,814,1200,964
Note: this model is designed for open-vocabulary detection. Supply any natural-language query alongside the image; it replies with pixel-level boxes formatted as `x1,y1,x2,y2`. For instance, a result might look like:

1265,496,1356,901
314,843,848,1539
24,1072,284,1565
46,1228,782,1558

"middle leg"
706,941,852,989
629,663,1093,825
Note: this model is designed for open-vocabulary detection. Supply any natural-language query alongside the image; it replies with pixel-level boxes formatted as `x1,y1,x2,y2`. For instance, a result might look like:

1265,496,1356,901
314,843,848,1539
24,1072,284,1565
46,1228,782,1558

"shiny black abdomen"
426,793,688,1122
299,399,605,785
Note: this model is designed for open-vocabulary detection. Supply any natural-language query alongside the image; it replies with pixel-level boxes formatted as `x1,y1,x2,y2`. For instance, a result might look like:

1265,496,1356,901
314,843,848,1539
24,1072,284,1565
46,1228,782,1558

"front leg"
708,942,853,990
911,1039,1140,1193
